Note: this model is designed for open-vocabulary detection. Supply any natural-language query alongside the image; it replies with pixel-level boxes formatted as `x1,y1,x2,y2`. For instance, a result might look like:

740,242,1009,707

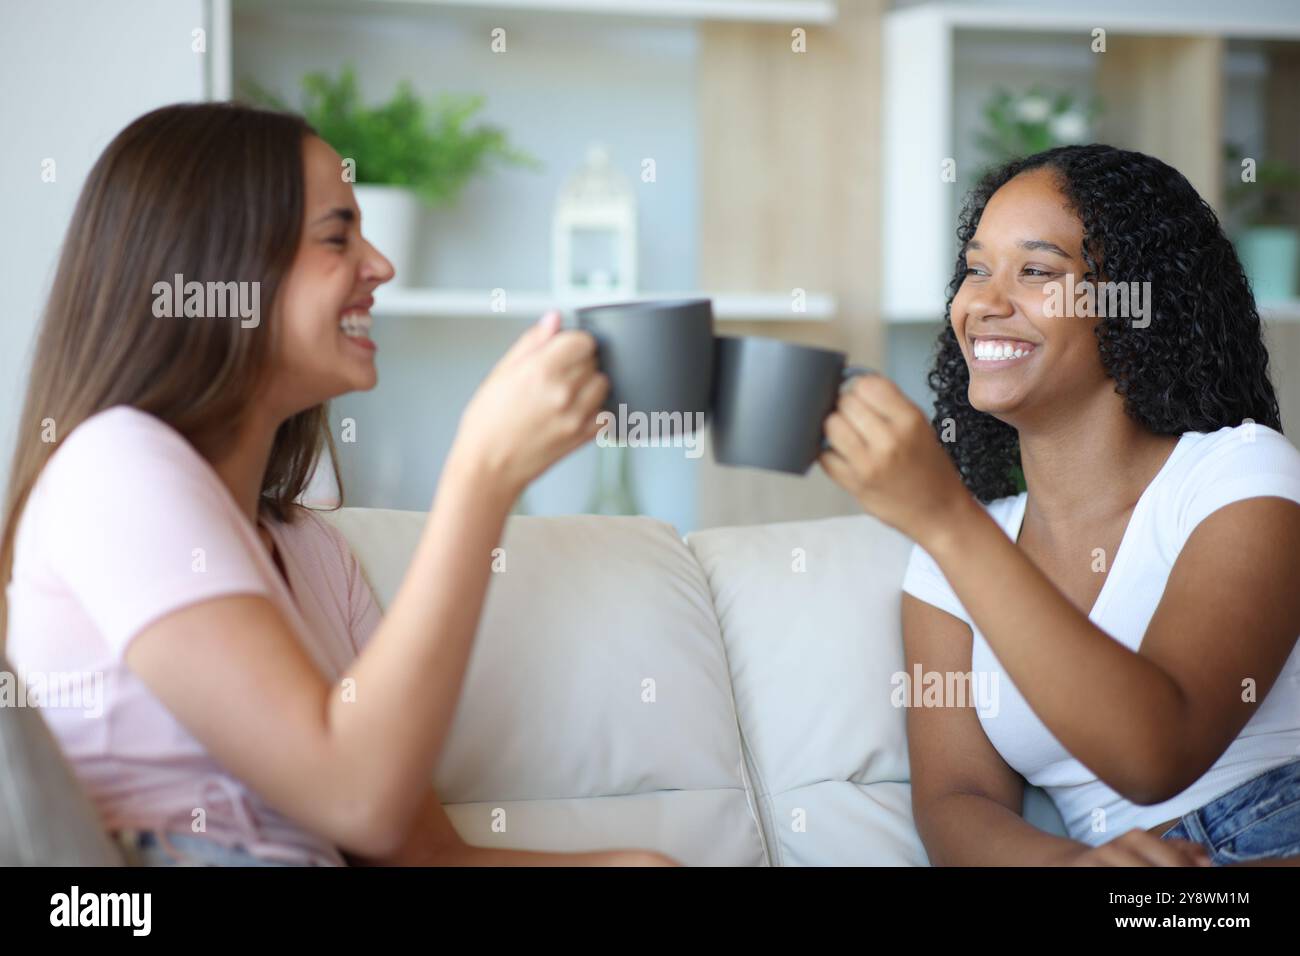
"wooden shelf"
372,287,836,320
885,314,945,326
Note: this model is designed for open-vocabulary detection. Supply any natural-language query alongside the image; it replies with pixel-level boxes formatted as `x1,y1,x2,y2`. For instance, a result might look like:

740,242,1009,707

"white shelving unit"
372,287,836,320
225,0,841,325
880,1,1300,324
234,0,837,24
364,0,838,21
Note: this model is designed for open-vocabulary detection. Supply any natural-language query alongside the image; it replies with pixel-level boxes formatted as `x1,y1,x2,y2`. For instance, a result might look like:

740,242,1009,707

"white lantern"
551,144,637,299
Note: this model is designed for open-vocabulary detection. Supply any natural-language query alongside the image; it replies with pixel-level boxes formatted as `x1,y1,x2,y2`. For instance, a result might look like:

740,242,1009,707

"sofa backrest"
325,507,935,865
324,508,768,865
685,514,931,865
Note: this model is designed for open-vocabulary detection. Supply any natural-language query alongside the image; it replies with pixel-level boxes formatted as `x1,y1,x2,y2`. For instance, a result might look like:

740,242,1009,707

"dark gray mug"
573,298,715,438
710,336,874,474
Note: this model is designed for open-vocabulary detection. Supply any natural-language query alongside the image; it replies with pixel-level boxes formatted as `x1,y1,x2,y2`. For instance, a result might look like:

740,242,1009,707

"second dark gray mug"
711,336,873,474
574,298,715,437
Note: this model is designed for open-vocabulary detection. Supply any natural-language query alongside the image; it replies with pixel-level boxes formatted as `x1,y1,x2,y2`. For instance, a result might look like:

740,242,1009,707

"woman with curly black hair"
817,144,1300,866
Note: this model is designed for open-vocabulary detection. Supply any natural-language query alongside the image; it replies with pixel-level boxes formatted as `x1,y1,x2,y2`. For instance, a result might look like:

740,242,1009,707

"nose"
965,269,1015,325
361,236,396,286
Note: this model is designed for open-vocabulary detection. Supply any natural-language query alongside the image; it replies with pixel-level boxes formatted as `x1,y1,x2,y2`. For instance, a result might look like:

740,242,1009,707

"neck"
1015,394,1179,531
205,404,282,529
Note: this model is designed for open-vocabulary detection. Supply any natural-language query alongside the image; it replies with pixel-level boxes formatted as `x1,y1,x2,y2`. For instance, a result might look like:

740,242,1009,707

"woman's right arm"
903,594,1208,867
124,314,609,859
904,593,1082,865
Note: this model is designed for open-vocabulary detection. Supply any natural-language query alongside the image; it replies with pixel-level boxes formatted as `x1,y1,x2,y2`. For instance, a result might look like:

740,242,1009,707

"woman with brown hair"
1,102,674,866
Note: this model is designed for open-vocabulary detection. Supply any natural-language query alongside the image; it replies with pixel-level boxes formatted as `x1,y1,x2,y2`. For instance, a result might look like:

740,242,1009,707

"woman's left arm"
820,375,1300,806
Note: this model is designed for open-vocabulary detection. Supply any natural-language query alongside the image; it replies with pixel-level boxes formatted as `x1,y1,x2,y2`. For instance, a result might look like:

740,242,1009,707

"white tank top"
902,423,1300,845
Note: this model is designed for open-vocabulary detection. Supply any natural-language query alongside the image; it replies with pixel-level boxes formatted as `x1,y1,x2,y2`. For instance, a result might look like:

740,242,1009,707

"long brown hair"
0,102,345,647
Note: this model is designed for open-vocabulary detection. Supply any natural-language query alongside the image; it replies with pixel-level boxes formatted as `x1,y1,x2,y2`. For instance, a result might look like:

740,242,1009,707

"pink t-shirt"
5,405,382,865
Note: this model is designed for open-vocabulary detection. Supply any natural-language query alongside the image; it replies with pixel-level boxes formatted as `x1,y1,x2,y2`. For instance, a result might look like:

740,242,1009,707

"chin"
316,368,376,402
967,386,1025,420
344,370,378,393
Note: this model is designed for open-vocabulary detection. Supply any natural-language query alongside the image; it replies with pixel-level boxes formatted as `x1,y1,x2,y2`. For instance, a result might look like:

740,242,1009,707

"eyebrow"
965,238,1073,258
311,207,355,227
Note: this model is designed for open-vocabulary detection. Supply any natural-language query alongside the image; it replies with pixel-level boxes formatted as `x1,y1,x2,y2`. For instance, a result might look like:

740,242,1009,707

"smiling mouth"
340,309,372,339
339,307,377,355
970,338,1037,367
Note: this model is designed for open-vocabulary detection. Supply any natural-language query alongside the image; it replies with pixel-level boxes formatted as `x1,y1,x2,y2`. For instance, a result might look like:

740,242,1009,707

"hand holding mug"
818,374,973,547
452,311,609,499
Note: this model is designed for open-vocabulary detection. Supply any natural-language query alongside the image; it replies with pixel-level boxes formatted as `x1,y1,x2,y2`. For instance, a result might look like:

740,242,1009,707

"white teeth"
973,340,1033,361
340,310,372,338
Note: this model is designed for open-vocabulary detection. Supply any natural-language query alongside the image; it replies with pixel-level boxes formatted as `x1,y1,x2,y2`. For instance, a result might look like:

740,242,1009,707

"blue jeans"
112,829,315,867
1159,759,1300,864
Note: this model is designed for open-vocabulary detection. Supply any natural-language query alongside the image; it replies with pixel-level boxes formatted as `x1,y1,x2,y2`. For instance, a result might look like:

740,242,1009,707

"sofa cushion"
323,509,767,866
686,514,930,865
0,659,123,865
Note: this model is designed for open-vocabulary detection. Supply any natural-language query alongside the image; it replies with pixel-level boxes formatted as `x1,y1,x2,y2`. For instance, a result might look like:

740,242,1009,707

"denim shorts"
112,829,314,867
1158,759,1300,864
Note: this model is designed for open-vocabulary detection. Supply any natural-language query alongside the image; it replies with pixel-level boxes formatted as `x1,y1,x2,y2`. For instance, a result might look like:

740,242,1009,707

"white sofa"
321,508,1069,866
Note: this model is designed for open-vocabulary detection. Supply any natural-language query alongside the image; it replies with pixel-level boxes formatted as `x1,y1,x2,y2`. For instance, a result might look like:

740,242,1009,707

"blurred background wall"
4,0,1298,533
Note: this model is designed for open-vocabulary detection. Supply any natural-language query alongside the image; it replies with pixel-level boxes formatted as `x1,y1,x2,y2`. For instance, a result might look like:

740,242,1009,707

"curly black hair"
930,143,1283,502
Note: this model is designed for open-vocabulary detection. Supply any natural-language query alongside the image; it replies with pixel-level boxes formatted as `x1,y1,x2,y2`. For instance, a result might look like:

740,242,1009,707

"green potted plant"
975,86,1102,177
1224,144,1300,305
243,64,538,286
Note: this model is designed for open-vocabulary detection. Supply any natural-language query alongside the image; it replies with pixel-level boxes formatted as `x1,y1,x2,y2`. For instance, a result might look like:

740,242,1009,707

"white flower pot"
353,184,423,287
